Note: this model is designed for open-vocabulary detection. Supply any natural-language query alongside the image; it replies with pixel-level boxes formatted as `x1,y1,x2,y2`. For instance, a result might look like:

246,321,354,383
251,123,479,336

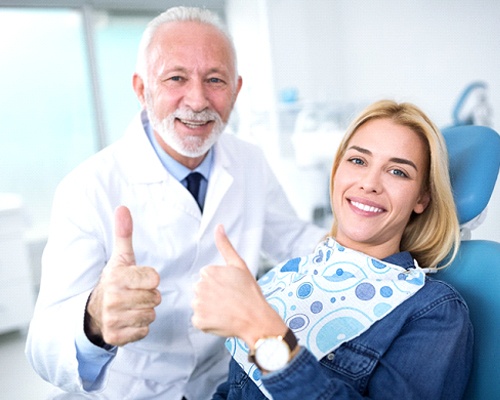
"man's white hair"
135,6,238,84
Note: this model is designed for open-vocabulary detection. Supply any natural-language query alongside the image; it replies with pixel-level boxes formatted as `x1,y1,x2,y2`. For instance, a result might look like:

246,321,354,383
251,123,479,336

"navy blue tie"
186,172,203,211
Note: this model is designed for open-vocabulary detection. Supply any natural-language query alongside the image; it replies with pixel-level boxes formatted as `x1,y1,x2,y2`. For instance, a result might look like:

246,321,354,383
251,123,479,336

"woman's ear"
414,191,431,214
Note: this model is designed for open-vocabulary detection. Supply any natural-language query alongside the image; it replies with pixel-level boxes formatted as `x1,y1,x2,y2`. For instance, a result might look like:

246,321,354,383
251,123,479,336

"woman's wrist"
242,305,288,350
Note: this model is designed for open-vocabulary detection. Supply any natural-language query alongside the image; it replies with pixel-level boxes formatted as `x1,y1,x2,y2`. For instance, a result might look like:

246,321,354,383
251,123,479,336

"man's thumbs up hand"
110,205,136,266
85,206,161,347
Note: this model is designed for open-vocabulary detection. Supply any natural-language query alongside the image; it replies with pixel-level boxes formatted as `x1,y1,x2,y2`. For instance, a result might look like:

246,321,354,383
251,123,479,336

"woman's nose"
359,169,382,193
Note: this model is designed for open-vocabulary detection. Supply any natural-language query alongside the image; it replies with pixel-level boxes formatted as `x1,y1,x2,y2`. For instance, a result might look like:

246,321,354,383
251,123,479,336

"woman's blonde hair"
329,100,460,269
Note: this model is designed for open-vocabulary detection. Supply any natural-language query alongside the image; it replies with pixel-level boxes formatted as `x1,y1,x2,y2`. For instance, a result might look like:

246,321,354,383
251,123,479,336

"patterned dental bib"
225,238,426,399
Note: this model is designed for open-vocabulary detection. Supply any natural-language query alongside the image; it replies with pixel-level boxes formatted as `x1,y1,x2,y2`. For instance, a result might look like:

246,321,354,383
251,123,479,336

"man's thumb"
215,224,247,270
112,205,136,266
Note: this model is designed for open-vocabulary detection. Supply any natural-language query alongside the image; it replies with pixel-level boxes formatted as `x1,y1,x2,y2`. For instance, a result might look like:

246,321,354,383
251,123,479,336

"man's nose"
182,80,210,112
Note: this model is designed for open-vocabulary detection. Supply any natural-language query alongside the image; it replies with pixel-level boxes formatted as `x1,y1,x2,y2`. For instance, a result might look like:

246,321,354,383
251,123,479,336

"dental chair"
436,125,500,399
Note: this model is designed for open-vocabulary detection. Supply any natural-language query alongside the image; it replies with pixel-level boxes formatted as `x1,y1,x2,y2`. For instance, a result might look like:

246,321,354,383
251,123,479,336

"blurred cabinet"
0,194,35,334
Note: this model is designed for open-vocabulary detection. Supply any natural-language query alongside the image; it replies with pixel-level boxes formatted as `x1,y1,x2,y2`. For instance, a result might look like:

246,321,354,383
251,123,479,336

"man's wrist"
83,294,112,349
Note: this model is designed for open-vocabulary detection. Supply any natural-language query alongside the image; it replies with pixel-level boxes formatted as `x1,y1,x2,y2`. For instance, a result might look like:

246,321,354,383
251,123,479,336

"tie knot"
186,171,203,184
186,172,203,211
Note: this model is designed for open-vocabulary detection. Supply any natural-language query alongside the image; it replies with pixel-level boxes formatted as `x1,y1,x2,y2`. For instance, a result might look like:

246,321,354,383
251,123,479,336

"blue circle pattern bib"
225,238,426,399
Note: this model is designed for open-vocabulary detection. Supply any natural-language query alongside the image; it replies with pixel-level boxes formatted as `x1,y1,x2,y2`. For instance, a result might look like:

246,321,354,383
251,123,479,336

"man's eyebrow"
347,145,418,171
162,66,188,73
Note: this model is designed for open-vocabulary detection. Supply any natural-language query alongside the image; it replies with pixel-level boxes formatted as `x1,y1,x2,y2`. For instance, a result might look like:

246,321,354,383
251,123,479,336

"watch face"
255,337,290,371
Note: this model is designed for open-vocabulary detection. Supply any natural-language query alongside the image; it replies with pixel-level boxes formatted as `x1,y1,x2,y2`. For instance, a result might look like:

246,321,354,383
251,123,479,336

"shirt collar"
383,251,415,269
141,109,214,181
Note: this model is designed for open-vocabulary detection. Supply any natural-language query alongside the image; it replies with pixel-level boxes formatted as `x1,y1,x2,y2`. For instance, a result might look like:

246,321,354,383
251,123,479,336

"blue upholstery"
442,125,500,225
437,241,500,399
436,125,500,399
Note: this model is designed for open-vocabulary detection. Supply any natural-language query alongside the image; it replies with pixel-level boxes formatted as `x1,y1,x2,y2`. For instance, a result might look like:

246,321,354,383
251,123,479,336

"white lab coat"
26,114,325,399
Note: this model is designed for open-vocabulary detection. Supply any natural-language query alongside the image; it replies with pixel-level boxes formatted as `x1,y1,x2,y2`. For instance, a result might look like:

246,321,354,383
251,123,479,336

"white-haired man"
26,6,325,399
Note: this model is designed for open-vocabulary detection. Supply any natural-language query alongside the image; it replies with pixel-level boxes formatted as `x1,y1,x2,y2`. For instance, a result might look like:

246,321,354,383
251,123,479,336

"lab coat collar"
118,112,235,232
118,112,170,184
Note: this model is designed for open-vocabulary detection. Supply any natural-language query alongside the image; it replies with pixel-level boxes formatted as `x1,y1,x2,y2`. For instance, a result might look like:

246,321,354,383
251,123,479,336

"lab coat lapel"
119,112,169,184
198,139,234,236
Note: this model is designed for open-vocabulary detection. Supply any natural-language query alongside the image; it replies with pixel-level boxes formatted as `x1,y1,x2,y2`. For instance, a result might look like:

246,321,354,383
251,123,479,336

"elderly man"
26,6,324,400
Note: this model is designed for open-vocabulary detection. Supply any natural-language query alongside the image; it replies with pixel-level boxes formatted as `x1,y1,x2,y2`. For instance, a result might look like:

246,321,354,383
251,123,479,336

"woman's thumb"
214,224,247,270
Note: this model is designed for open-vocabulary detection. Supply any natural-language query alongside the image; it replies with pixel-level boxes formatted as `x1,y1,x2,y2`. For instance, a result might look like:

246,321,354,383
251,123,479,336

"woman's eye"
348,157,365,166
391,169,408,178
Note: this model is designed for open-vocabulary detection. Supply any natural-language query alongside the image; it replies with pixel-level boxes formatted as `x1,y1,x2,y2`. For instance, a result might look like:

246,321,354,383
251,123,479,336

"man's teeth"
181,120,207,127
351,201,383,213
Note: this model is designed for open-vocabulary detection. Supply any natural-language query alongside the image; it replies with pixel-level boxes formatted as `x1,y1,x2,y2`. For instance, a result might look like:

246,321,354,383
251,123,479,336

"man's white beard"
145,93,227,158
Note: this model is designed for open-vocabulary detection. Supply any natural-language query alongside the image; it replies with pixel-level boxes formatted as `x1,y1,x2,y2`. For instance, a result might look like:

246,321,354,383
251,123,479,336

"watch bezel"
248,328,298,372
254,336,290,371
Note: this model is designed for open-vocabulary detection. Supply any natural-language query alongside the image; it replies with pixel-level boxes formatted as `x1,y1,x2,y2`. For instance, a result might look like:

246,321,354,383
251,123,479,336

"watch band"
282,327,298,353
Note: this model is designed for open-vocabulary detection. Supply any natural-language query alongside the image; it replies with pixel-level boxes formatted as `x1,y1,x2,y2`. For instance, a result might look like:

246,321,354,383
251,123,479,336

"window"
93,11,152,143
0,9,96,239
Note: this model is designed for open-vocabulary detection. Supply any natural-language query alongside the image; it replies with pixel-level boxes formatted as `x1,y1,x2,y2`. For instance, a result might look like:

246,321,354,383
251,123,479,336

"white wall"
267,0,500,126
226,0,500,241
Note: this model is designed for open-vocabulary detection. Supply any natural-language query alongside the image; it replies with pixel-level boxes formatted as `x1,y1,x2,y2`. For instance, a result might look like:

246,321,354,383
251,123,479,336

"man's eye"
168,76,184,82
208,77,224,84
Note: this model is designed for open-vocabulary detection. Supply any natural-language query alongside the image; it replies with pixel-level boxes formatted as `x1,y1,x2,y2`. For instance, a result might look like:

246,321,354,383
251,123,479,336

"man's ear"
132,73,146,107
235,76,243,97
231,76,243,104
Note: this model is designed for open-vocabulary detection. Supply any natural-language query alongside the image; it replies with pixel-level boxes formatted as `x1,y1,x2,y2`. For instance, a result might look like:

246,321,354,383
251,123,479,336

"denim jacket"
212,252,473,400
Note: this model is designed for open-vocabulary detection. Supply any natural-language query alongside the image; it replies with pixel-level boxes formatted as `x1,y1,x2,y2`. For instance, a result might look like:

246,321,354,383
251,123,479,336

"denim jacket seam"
406,292,465,324
430,279,470,309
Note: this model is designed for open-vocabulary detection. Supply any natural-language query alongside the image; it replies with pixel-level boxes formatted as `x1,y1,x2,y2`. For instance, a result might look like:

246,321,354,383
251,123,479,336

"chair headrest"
442,125,500,224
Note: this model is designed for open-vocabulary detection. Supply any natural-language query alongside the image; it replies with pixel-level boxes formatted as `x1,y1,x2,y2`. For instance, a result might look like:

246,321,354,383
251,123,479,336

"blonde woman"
193,100,472,399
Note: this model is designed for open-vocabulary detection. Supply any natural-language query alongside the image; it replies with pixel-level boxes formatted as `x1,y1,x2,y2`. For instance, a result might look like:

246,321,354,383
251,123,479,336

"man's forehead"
148,22,235,75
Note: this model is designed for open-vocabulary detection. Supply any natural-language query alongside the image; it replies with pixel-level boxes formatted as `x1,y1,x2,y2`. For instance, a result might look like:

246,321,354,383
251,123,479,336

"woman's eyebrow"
348,145,371,155
347,145,418,171
390,157,418,171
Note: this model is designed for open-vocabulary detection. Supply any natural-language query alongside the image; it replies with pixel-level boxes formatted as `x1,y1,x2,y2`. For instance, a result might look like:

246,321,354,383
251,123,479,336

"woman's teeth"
351,201,383,213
